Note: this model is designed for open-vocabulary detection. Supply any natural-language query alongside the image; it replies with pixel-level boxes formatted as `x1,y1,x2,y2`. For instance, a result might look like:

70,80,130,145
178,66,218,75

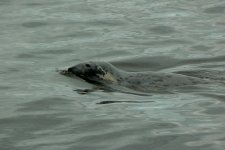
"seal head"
65,62,119,85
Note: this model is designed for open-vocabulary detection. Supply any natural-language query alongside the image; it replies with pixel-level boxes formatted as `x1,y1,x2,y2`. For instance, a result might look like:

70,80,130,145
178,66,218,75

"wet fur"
61,61,209,94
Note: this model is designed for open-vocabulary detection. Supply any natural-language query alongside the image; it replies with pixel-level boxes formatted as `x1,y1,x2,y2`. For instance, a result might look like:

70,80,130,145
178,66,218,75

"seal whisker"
96,100,154,104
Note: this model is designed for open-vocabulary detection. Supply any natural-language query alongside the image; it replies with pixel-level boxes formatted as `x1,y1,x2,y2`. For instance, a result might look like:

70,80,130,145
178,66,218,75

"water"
1,0,225,150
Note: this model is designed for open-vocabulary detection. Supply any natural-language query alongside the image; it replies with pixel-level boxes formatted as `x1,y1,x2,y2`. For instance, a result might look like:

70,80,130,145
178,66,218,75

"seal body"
61,61,209,93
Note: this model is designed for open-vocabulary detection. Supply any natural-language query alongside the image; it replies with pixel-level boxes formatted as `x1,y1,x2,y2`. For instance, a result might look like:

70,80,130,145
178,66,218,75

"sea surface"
1,0,225,150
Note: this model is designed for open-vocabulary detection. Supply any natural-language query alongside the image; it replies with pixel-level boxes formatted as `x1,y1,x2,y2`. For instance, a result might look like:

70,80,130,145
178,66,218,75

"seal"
60,61,209,94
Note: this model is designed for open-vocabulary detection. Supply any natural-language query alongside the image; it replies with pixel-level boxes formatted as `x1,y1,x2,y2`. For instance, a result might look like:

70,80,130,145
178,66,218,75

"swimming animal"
60,61,209,94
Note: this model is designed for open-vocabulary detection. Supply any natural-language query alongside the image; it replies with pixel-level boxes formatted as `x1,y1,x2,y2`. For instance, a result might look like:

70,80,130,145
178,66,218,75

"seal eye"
68,67,73,72
85,64,91,68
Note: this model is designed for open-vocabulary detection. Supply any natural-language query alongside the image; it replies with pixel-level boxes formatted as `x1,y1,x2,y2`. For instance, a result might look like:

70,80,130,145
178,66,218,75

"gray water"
1,0,225,150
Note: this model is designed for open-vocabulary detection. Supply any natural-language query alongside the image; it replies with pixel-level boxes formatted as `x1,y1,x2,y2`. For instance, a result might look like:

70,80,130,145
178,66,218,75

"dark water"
1,0,225,150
